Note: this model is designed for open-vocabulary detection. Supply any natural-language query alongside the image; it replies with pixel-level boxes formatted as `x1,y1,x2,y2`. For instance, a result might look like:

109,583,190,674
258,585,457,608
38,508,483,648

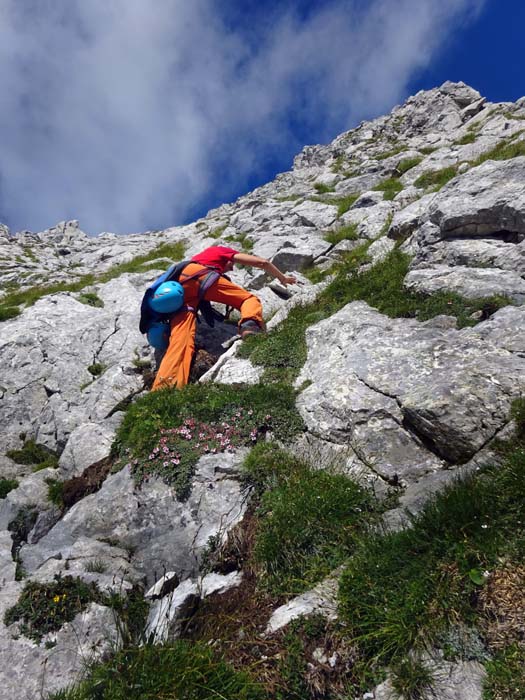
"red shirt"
191,246,238,273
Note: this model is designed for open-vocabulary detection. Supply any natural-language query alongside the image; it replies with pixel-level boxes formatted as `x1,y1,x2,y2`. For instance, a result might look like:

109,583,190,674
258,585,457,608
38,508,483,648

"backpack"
139,260,227,350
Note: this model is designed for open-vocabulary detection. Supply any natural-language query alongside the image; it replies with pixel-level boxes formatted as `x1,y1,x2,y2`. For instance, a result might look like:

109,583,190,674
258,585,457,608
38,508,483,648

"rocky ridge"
0,81,524,698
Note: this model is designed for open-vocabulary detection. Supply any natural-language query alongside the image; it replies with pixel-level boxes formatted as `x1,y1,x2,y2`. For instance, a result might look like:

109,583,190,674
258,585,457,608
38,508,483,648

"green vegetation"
472,138,525,166
314,182,335,194
390,657,435,700
484,646,525,700
372,177,403,200
114,383,304,498
0,305,20,321
394,156,423,175
238,303,316,383
4,575,101,643
323,249,510,326
324,222,359,246
246,444,380,595
225,232,254,252
239,247,511,384
414,165,458,190
455,132,477,145
419,146,437,155
335,193,360,216
84,559,108,574
209,223,228,239
21,245,38,263
301,262,329,284
310,193,360,216
0,241,185,321
331,154,347,173
376,145,407,160
339,400,525,672
87,362,106,377
6,439,59,471
77,292,104,308
0,478,19,498
46,478,65,508
503,110,525,121
48,641,264,700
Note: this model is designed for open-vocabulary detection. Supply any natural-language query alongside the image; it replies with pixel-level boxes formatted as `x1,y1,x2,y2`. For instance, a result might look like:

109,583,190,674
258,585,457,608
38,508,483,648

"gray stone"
373,651,485,700
428,157,525,238
404,265,525,303
146,571,243,642
0,530,16,586
466,304,525,354
0,468,57,529
291,200,338,228
0,600,118,700
58,419,121,478
296,301,525,469
265,573,339,634
368,237,396,264
20,455,248,586
410,238,525,275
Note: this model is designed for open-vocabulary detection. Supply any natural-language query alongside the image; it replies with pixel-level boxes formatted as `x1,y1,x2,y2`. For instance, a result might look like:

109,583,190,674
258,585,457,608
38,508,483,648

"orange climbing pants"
151,263,263,391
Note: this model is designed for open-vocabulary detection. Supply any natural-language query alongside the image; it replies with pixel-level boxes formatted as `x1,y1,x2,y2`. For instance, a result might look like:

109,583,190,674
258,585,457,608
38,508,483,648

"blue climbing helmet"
149,281,185,314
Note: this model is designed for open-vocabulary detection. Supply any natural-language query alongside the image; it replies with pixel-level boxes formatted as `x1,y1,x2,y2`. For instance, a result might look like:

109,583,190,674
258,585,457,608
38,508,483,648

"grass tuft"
77,292,104,308
335,193,360,216
324,223,359,246
472,138,525,166
395,157,423,175
209,224,228,239
0,305,20,321
390,656,436,700
87,362,106,377
4,574,101,643
455,132,477,145
314,182,335,194
47,641,264,700
6,439,59,470
414,166,458,190
373,177,403,200
376,145,407,161
339,415,525,665
46,478,65,507
0,478,19,498
252,452,380,595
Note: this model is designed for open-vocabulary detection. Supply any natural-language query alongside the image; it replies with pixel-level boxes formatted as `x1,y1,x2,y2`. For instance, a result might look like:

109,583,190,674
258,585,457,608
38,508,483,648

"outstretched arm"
232,253,298,286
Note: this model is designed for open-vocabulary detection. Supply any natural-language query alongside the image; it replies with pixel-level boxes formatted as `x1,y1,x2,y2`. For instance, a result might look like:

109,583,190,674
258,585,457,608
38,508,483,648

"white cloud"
0,0,485,234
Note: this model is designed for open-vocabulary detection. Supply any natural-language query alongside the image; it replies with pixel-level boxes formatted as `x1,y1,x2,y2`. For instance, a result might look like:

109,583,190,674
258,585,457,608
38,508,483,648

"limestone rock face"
1,80,525,698
19,453,248,587
296,301,525,476
428,158,525,238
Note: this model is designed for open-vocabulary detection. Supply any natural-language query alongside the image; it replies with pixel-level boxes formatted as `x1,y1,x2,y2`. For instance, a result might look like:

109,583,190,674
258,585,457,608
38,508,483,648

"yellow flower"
53,595,60,603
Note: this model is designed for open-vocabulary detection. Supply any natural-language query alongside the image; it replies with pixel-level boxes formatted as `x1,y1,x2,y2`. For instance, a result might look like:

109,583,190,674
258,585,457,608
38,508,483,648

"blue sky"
0,0,523,237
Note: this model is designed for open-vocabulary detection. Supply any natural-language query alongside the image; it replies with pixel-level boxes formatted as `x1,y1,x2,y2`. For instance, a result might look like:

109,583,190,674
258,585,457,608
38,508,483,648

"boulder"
404,265,525,303
296,301,525,471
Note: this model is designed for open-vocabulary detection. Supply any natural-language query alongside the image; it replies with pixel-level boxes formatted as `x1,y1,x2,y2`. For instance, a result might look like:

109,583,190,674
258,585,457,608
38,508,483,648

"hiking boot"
239,320,263,339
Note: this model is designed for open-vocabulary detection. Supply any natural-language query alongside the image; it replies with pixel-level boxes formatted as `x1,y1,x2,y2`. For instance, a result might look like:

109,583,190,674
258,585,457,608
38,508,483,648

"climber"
151,245,298,391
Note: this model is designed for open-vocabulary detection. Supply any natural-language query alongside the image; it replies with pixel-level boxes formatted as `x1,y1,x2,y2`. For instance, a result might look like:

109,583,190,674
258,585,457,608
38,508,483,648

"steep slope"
0,81,524,699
